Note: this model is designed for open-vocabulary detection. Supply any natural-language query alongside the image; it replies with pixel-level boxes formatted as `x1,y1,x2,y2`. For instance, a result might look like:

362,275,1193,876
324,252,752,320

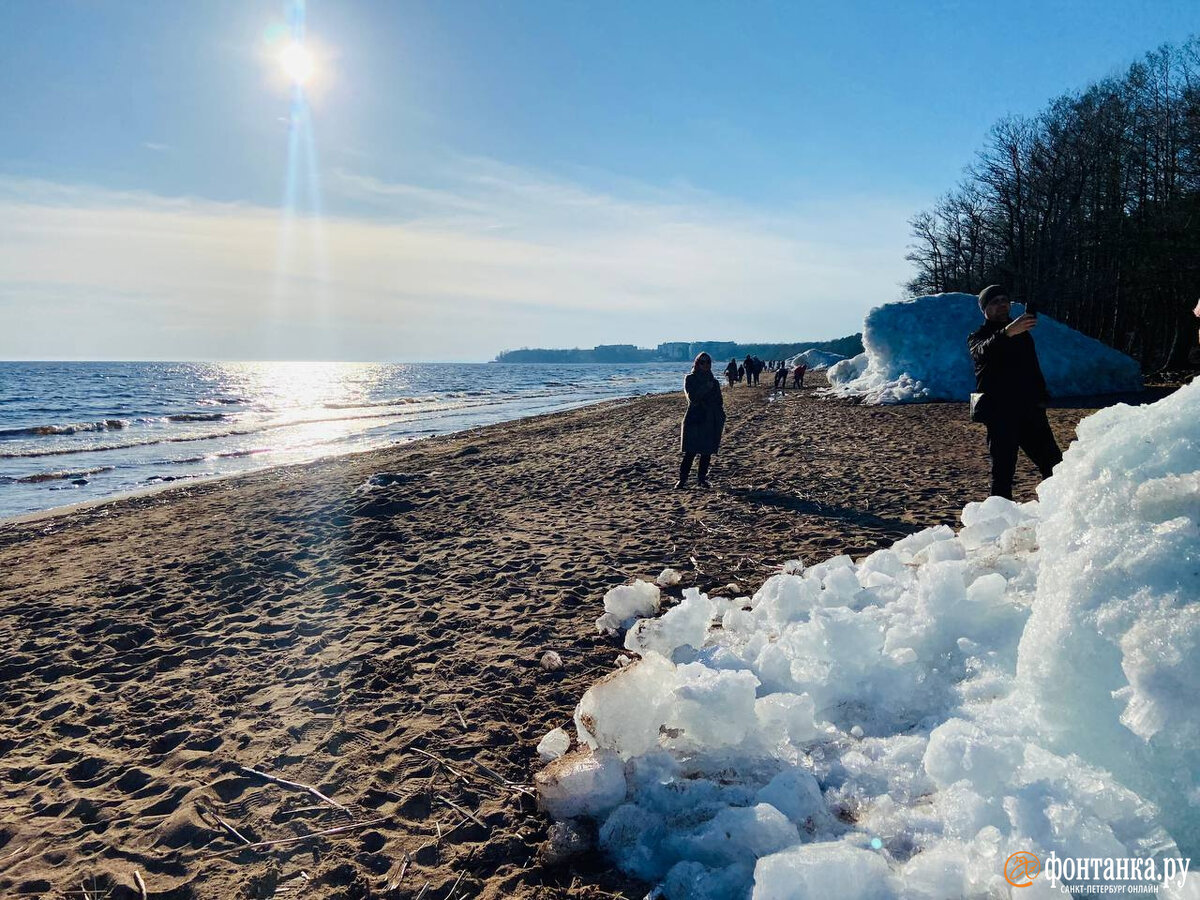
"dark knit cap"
978,284,1009,311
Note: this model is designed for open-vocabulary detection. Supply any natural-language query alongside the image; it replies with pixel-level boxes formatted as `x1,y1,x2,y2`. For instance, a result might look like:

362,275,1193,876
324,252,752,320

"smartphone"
1024,300,1038,317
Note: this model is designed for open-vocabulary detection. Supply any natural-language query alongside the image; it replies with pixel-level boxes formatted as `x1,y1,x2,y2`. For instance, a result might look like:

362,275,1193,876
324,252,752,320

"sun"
279,42,314,85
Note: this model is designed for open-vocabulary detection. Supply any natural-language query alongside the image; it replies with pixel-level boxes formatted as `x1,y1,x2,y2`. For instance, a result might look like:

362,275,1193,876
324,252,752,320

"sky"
0,1,1195,362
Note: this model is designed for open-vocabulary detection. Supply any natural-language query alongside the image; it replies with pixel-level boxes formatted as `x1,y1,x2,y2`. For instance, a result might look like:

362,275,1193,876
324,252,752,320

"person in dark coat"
792,363,807,388
968,285,1063,500
724,358,739,387
748,357,763,385
743,355,754,386
676,352,726,489
773,363,790,390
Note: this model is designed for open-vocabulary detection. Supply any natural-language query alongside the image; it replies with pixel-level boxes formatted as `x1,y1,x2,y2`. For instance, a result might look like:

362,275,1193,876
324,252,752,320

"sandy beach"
0,376,1126,899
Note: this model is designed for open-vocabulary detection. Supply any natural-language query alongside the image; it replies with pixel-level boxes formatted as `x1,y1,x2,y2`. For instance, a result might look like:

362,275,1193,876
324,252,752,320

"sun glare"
279,42,314,85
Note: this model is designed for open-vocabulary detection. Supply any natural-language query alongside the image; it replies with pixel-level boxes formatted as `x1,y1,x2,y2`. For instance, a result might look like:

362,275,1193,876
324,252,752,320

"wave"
214,447,273,459
167,413,227,422
322,396,432,410
0,419,129,438
1,465,116,484
197,397,247,406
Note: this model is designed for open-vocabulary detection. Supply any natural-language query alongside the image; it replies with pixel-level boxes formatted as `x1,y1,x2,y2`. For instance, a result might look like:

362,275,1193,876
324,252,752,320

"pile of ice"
784,349,846,371
536,377,1198,898
824,293,1142,404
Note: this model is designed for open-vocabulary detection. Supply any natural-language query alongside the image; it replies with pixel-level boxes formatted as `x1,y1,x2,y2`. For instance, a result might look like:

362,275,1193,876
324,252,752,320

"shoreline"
0,379,1149,898
0,393,656,528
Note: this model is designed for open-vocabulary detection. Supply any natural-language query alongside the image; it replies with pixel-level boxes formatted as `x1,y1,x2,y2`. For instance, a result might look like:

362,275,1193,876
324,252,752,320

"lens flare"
279,42,314,85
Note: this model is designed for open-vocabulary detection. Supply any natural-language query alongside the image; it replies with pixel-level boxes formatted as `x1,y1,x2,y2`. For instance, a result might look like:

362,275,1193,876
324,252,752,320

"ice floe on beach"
537,376,1198,898
825,292,1142,404
784,349,846,371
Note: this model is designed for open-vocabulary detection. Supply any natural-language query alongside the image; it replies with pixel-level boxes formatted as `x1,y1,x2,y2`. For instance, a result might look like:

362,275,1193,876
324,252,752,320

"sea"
0,361,687,520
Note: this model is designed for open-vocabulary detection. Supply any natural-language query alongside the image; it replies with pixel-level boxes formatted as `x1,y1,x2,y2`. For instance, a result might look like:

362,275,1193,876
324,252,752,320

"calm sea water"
0,361,687,520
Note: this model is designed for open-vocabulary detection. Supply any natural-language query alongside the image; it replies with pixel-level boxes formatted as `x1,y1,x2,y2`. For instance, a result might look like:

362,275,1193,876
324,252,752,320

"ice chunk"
665,803,799,869
595,612,622,635
657,567,683,587
663,860,755,900
625,588,714,658
535,747,626,819
599,802,670,881
603,580,662,624
669,662,760,750
922,719,1022,793
753,842,892,899
755,693,822,748
756,768,826,827
537,727,571,761
826,352,868,386
897,842,969,900
575,652,677,758
752,574,821,625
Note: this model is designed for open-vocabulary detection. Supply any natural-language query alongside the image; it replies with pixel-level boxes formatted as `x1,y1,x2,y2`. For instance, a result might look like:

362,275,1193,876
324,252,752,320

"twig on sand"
239,766,349,815
384,850,412,892
469,759,535,797
435,795,487,831
445,847,477,900
408,746,470,784
454,704,468,730
414,881,431,900
205,814,392,856
199,802,253,845
133,870,148,900
0,844,26,867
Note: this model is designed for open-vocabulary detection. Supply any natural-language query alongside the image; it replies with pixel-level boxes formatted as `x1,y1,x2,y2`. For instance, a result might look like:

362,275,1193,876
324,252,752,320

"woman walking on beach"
676,352,726,489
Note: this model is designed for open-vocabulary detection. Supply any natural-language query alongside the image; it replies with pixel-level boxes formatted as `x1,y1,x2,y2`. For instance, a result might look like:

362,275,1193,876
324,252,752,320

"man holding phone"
967,284,1063,500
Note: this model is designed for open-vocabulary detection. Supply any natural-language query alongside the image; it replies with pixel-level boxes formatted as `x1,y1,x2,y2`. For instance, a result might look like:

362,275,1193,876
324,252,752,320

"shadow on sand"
727,487,920,538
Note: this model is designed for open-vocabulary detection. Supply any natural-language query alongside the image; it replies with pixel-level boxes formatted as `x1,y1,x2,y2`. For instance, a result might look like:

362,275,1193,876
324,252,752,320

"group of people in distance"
676,284,1063,500
720,356,808,390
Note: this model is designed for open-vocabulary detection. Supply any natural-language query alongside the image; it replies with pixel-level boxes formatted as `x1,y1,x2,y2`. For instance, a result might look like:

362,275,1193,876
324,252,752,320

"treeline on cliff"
493,334,863,365
906,36,1200,371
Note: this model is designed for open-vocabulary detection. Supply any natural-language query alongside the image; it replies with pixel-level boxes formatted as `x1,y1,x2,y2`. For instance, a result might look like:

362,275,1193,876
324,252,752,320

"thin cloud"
0,163,915,361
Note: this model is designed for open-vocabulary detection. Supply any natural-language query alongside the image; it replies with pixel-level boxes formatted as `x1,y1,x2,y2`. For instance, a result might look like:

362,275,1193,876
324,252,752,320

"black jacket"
967,320,1050,408
680,372,726,454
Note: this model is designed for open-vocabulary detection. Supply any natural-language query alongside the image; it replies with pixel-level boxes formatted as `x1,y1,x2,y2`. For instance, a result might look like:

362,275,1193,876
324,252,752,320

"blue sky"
0,1,1195,361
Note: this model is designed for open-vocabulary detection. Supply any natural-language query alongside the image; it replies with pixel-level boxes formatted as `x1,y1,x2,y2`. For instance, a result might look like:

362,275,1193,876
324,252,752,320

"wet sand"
0,376,1120,898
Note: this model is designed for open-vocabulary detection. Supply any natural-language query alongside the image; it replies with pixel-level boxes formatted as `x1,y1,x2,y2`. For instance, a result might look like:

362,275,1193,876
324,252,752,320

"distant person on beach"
968,285,1063,500
737,364,745,383
724,358,739,386
676,352,726,489
743,355,754,386
773,363,790,391
792,363,807,388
